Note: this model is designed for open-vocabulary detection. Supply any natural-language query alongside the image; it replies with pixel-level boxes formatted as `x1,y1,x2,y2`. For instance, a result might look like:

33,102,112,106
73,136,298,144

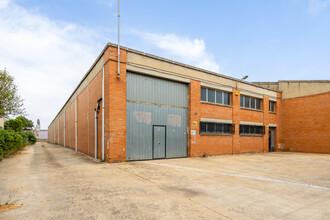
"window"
269,101,276,113
208,89,215,103
201,87,231,105
201,88,207,102
200,122,235,134
240,95,262,110
239,125,265,135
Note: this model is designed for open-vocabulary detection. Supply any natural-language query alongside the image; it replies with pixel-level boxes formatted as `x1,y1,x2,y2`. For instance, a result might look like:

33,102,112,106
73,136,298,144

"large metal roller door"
126,72,188,161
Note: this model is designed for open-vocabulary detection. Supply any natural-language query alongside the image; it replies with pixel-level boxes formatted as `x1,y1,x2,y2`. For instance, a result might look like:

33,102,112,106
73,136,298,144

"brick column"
275,92,282,151
188,80,201,157
232,89,240,154
263,96,270,152
104,46,127,163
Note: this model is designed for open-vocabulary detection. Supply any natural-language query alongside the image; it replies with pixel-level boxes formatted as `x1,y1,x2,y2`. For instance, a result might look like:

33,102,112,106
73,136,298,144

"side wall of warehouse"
48,51,106,160
256,81,330,154
281,92,330,153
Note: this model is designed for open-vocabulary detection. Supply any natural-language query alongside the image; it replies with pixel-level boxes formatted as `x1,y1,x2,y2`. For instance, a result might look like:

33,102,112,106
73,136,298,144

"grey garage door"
126,72,188,161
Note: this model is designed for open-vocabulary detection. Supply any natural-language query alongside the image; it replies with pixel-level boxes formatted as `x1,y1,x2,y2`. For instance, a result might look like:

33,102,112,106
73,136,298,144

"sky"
0,0,329,128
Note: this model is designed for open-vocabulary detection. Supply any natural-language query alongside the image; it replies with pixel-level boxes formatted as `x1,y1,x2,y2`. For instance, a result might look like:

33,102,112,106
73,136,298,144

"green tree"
16,116,34,129
0,69,25,117
4,118,23,132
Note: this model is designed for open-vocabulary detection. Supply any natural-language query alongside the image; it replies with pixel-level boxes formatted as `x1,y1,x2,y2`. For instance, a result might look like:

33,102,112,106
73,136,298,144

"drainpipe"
75,97,78,152
94,98,102,159
58,119,59,144
102,66,105,160
94,109,98,159
64,112,66,147
53,123,55,144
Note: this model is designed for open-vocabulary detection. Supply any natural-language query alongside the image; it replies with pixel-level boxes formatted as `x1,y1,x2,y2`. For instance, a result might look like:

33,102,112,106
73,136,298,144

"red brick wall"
104,46,127,162
281,92,330,153
188,82,281,157
77,87,89,155
189,80,234,157
65,101,75,150
59,113,64,146
54,119,59,144
88,71,102,159
239,136,264,153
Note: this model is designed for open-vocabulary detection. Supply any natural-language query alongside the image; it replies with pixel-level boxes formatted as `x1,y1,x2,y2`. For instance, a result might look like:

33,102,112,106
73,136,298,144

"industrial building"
48,43,329,162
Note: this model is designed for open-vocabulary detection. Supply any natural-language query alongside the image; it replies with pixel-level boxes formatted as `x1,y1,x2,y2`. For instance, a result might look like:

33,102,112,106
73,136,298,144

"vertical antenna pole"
117,0,120,78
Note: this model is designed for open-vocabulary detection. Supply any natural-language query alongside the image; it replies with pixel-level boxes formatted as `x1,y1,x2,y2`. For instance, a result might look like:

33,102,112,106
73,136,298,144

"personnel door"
269,128,275,152
153,125,166,159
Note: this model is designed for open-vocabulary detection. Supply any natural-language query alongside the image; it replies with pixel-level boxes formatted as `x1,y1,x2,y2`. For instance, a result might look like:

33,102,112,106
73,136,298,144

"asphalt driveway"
0,142,329,219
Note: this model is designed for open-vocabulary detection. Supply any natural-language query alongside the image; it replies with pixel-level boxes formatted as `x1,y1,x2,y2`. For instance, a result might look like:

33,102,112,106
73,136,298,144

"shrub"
0,129,24,160
4,118,23,132
21,131,37,144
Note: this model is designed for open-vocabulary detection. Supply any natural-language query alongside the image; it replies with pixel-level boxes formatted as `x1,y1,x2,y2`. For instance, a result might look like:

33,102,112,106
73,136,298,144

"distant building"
37,129,48,140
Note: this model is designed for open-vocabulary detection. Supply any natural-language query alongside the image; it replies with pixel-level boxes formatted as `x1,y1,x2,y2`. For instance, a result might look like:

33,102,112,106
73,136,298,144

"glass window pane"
243,125,248,134
270,102,275,112
256,99,261,110
223,124,230,133
240,96,244,107
201,88,207,102
208,89,215,103
207,123,215,133
251,126,256,134
269,102,273,112
200,122,206,133
216,91,223,104
251,98,256,109
224,92,230,105
256,126,261,134
245,96,250,108
216,124,222,133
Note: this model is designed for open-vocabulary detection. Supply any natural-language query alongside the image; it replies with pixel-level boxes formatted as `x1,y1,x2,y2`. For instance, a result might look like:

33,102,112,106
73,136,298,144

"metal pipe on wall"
58,119,59,144
75,97,78,152
94,109,98,159
102,66,105,160
53,123,55,144
63,111,66,147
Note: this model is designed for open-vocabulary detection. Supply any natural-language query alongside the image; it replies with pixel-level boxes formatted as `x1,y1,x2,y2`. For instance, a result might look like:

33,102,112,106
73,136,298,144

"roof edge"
108,42,280,93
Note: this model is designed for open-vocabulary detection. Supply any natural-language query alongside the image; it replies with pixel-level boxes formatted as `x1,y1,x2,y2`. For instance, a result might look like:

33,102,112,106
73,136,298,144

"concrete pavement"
0,142,329,219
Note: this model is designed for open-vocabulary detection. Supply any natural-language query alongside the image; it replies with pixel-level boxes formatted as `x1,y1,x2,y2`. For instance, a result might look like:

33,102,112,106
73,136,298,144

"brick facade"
48,44,327,163
281,92,330,153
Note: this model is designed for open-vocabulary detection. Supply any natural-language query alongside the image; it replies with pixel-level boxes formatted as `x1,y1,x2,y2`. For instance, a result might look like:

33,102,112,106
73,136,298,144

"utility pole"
117,0,121,78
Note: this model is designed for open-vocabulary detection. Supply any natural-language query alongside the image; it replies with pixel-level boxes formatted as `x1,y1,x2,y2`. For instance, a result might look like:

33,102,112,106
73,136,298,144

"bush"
0,129,24,160
4,118,23,132
21,131,37,145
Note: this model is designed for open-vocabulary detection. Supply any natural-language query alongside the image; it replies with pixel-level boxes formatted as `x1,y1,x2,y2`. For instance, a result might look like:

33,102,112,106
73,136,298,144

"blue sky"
0,0,329,128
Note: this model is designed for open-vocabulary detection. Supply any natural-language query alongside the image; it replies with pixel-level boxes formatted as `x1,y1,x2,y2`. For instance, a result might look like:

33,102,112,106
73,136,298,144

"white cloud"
308,0,330,14
0,2,105,128
139,32,220,72
0,0,10,9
